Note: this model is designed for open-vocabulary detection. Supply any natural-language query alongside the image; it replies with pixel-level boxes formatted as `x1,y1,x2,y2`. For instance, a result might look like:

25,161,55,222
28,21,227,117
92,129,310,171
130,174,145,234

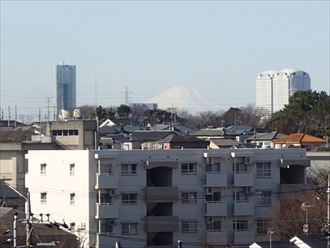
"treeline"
79,90,330,138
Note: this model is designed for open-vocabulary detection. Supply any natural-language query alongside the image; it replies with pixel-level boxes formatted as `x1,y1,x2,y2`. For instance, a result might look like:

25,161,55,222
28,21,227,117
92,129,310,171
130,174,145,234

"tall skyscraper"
56,64,76,114
256,69,310,114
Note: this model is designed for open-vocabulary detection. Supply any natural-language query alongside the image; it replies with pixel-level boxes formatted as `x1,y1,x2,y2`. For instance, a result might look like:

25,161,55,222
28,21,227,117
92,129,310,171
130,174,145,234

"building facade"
56,64,76,114
25,148,309,248
256,69,311,114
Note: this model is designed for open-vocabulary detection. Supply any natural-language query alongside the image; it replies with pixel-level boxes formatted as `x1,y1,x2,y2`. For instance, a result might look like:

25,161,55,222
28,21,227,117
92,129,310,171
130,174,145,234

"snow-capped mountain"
146,86,215,114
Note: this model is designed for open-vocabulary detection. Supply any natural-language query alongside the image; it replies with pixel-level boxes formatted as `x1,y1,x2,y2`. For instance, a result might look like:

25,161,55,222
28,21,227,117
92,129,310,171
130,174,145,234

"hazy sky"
0,0,329,118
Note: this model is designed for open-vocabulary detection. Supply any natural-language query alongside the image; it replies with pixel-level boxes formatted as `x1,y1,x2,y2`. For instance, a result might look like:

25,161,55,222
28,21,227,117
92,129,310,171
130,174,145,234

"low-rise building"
25,148,309,248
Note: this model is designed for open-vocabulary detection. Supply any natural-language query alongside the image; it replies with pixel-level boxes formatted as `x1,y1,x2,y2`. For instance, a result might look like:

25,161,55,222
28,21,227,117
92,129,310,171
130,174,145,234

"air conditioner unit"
206,158,212,164
109,189,116,196
207,188,213,194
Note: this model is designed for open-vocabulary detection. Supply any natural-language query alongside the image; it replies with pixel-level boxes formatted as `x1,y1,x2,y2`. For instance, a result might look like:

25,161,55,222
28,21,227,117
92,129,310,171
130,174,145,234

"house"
160,135,209,149
191,128,225,139
247,131,286,148
0,207,79,248
25,148,309,247
224,124,254,144
272,133,327,151
209,138,242,149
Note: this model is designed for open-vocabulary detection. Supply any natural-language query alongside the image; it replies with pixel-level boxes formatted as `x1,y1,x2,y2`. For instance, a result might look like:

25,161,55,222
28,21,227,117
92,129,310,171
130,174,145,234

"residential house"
272,133,326,151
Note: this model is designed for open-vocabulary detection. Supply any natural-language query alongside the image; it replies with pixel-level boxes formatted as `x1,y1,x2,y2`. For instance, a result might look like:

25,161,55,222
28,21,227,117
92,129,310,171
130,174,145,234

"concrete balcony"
144,187,179,203
207,231,228,245
233,201,255,216
233,173,254,187
95,203,119,219
206,202,228,216
145,216,179,232
205,173,227,187
95,173,118,189
234,231,255,244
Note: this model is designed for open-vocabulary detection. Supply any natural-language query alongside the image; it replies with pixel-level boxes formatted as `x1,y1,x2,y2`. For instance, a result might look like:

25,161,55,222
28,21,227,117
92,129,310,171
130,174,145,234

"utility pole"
46,97,51,121
6,182,31,247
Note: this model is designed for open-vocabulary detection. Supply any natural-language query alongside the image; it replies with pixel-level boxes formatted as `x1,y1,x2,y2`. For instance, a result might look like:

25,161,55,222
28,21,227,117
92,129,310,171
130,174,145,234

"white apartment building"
256,69,311,114
25,149,309,248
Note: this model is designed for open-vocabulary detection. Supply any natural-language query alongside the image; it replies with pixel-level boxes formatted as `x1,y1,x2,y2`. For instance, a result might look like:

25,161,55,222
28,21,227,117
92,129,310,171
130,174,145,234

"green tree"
267,91,330,138
116,104,131,119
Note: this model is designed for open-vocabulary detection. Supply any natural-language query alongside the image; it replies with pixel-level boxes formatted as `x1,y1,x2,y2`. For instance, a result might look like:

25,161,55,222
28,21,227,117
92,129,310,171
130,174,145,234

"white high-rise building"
56,64,76,114
25,148,309,248
256,69,311,114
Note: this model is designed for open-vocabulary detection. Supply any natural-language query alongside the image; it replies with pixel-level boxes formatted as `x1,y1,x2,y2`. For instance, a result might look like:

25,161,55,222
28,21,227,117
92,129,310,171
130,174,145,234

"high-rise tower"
256,69,310,114
56,64,76,114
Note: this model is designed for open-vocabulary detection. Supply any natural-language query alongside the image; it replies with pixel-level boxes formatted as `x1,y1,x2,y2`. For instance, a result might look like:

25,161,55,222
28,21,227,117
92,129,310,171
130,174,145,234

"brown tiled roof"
272,133,326,144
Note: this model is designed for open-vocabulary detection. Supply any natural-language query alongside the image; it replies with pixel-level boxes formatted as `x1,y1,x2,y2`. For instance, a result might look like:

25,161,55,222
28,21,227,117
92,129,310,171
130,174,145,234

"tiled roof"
191,128,224,136
273,133,326,144
130,130,175,141
210,138,240,147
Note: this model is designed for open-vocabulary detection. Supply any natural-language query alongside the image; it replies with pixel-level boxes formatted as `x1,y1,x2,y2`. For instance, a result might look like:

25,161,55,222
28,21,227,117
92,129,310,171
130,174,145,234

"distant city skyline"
0,1,329,120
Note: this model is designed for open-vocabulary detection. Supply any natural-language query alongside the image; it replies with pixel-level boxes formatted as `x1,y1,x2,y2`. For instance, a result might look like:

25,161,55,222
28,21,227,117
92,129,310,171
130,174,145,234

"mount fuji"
146,86,215,114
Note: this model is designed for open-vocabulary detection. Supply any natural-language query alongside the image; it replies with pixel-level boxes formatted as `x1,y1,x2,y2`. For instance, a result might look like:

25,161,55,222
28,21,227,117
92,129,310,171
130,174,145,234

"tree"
267,91,330,138
116,105,131,119
273,166,330,239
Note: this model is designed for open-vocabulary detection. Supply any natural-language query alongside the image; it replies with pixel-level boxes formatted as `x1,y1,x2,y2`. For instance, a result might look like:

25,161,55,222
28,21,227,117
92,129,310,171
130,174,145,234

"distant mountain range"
146,86,215,114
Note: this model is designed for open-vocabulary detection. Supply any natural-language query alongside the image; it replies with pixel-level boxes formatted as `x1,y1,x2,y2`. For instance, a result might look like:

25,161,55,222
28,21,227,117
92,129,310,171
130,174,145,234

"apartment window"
233,220,248,231
40,163,47,175
181,163,197,175
234,191,249,202
70,222,76,231
70,193,75,205
121,164,137,175
122,223,137,235
233,161,248,173
206,217,222,232
256,219,271,235
40,192,47,204
69,163,75,175
256,162,271,178
100,219,114,233
100,163,112,174
182,192,197,203
258,190,272,206
206,188,221,202
121,193,137,204
182,220,198,233
206,163,221,173
98,189,115,204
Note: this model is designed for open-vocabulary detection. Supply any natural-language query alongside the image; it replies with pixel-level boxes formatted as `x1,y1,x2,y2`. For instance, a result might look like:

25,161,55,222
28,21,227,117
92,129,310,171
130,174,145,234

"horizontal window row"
40,163,75,176
98,218,271,235
52,129,79,136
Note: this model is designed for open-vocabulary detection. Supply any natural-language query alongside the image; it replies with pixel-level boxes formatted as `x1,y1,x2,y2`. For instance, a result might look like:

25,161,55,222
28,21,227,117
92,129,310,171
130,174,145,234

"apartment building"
25,148,309,248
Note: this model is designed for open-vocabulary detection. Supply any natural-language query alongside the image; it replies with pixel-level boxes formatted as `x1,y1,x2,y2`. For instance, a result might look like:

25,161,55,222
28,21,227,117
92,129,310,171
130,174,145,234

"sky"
0,0,329,120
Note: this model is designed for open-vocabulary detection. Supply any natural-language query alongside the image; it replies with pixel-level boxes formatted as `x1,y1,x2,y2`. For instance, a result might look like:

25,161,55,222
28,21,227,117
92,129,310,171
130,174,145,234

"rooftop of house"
159,134,209,144
247,131,286,141
191,128,225,137
0,207,79,248
209,138,241,147
273,133,327,144
130,130,176,141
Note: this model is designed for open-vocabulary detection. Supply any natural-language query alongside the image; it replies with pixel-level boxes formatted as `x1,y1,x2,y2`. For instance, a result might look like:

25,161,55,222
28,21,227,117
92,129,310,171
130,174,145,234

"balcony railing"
95,203,119,219
95,173,119,189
